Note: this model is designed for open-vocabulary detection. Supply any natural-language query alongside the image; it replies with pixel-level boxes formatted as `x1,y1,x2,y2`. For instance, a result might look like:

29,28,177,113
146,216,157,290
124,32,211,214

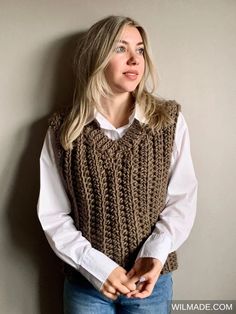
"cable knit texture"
50,94,181,274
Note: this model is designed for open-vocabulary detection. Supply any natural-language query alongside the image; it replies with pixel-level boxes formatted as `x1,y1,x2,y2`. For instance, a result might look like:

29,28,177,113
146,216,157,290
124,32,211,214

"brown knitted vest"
50,95,180,274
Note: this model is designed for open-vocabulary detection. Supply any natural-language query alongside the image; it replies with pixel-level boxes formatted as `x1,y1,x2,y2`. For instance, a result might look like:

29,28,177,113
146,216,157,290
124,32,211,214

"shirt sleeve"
136,112,198,266
37,129,119,291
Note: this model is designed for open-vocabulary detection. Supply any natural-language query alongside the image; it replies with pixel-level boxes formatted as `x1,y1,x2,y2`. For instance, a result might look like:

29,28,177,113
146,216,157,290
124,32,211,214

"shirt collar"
85,102,147,131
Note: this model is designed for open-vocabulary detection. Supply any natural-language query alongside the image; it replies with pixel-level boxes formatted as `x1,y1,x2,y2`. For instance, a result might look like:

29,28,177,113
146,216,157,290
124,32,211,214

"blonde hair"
60,15,172,150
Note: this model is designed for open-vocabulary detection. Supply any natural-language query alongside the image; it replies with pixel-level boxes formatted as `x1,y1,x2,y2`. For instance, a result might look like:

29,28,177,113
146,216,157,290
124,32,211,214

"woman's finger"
103,291,118,300
115,282,133,294
126,268,136,278
105,285,117,294
131,282,154,299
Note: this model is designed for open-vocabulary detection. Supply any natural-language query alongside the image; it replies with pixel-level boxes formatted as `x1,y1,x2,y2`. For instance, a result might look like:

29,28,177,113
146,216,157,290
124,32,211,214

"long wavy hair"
60,15,172,150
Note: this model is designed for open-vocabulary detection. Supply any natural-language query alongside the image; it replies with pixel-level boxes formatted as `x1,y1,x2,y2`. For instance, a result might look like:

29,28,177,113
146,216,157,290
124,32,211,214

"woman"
37,15,198,314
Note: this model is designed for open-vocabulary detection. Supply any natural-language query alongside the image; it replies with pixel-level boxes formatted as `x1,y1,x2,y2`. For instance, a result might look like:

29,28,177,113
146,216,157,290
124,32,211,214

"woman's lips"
123,71,139,80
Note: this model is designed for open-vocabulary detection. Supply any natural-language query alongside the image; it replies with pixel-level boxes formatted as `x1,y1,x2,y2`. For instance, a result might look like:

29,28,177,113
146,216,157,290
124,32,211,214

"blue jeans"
64,272,173,314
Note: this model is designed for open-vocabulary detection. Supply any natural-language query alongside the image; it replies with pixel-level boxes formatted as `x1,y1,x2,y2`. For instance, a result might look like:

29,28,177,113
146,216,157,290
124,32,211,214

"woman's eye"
114,46,126,53
137,47,144,55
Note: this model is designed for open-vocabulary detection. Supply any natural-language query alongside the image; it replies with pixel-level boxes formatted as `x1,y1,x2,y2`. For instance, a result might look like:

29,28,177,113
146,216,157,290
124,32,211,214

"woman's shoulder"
48,107,70,131
145,92,181,114
142,92,182,127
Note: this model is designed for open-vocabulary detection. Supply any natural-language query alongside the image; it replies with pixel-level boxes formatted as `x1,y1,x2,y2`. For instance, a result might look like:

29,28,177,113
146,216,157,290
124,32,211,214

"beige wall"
1,0,235,313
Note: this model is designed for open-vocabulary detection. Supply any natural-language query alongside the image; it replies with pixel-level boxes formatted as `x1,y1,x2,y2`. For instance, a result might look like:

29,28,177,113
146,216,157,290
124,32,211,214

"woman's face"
105,25,145,95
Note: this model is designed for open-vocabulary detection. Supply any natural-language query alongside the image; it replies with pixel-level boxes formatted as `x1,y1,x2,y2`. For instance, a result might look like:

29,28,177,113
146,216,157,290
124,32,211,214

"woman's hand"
100,266,136,300
125,257,163,298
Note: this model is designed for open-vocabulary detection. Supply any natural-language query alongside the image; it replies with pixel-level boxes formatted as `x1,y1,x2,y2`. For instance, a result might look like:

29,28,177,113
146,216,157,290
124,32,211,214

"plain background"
0,0,235,313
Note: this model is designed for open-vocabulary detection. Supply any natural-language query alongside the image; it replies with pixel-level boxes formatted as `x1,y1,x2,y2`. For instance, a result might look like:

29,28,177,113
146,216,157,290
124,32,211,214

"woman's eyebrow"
116,40,144,46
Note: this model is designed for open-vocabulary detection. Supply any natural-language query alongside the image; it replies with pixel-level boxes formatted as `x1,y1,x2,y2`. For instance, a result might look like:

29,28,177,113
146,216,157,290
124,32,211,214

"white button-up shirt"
37,105,198,291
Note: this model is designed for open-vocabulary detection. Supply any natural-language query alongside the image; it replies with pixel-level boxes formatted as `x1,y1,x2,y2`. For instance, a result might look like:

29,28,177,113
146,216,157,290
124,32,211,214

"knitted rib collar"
83,118,145,153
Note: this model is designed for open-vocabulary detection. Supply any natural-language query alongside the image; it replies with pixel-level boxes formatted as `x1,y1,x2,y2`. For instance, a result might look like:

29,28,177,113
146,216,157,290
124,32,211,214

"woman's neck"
99,93,135,128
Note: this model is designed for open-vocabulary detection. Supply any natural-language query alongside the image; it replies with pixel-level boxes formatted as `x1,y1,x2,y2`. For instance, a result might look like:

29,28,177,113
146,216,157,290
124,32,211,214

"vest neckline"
84,118,145,153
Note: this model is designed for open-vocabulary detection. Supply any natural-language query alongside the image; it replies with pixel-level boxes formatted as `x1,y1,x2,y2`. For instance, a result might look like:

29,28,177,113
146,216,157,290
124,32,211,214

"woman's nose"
127,51,139,65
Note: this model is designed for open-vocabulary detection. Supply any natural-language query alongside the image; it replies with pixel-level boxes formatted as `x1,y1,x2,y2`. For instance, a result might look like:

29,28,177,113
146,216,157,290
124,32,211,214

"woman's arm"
136,112,198,265
37,129,120,291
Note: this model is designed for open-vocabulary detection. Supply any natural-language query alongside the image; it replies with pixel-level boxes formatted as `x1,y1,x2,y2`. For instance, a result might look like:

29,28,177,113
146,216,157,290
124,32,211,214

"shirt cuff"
79,247,119,291
136,232,172,267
